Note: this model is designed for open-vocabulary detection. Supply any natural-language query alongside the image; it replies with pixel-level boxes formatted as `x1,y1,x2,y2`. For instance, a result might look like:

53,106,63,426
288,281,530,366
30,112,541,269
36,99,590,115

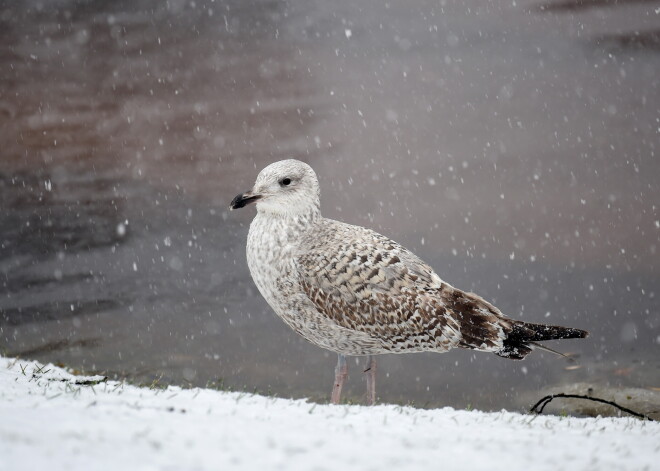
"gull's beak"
229,190,262,210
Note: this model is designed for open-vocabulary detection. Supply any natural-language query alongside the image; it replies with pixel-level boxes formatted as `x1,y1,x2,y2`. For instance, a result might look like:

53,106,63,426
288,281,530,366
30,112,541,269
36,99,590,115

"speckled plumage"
232,159,587,361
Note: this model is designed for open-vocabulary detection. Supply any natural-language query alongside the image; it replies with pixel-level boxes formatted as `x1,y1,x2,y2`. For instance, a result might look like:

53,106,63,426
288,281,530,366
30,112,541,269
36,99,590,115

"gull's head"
229,159,320,216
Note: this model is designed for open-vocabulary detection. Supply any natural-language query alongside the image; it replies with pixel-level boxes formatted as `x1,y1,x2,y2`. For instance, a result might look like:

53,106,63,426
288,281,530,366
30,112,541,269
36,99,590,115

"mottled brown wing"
295,220,468,351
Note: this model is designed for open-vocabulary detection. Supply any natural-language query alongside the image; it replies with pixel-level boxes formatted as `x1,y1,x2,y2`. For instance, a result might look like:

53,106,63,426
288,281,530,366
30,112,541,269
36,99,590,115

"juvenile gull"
230,159,588,405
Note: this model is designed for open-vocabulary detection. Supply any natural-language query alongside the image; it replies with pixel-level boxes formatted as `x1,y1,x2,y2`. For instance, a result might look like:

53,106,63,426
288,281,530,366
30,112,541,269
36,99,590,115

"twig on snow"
530,393,656,421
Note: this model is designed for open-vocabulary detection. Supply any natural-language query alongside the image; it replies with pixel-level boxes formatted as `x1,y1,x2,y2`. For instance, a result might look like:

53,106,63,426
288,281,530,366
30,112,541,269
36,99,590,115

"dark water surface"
1,0,659,410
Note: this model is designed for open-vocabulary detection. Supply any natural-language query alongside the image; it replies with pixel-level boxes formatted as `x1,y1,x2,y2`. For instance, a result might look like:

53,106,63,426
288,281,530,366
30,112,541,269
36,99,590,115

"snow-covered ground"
1,356,658,471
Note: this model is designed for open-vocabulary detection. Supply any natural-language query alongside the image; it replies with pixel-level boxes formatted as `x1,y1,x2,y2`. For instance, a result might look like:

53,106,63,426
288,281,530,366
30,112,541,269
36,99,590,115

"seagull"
230,159,588,405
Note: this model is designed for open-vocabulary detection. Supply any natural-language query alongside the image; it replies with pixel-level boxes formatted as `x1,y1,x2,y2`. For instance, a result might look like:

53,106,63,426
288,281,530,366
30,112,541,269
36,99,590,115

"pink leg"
331,354,348,405
364,355,376,406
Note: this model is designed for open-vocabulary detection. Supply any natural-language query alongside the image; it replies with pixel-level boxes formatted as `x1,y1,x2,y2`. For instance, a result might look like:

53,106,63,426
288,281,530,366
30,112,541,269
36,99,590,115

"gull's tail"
496,321,589,360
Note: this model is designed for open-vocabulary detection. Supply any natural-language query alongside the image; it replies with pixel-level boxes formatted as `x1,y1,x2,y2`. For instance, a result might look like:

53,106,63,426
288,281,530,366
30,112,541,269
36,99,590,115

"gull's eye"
280,178,292,187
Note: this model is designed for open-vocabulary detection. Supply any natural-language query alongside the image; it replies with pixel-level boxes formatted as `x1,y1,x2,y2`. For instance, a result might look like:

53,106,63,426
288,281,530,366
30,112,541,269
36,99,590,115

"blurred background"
1,0,659,412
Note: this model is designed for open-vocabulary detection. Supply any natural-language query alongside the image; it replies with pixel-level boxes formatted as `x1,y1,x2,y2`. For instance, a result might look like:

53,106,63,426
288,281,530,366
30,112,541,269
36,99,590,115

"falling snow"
1,0,658,418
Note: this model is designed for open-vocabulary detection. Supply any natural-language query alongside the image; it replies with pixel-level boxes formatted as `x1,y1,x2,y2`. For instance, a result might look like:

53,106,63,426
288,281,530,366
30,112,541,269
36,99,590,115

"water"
1,0,659,410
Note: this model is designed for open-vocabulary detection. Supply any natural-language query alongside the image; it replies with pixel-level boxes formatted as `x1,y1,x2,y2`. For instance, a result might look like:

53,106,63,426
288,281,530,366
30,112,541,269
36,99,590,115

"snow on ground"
1,356,658,471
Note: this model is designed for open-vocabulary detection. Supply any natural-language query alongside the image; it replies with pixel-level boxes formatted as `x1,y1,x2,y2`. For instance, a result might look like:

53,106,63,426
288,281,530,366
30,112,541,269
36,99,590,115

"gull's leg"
364,355,376,406
331,354,348,405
